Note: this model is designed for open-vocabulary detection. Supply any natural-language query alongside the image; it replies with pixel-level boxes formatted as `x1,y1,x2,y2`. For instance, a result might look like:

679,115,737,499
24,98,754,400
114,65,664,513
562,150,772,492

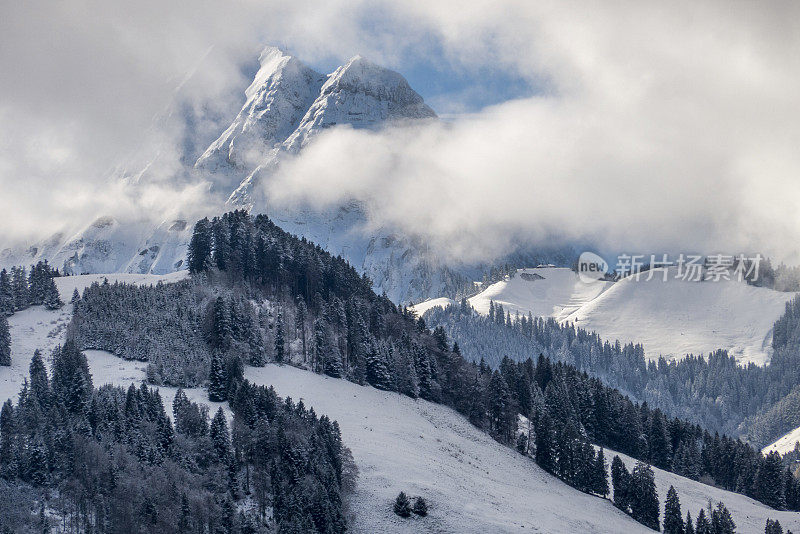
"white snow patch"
244,364,648,534
0,272,189,404
563,267,795,364
468,267,612,321
763,427,800,456
409,297,456,316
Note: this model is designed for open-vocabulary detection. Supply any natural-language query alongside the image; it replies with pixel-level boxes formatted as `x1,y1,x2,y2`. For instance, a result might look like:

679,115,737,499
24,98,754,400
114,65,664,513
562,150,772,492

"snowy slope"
410,297,456,316
468,267,613,321
563,267,795,364
4,276,796,533
465,267,794,364
247,365,647,534
0,272,188,404
763,427,800,456
0,216,193,276
608,448,800,533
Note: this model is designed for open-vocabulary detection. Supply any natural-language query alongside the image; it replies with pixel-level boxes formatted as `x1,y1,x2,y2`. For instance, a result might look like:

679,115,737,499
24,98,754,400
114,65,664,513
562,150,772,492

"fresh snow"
608,448,800,533
4,275,797,533
466,267,794,364
468,267,612,321
0,272,188,404
247,365,647,534
563,267,795,365
763,427,800,456
409,297,456,317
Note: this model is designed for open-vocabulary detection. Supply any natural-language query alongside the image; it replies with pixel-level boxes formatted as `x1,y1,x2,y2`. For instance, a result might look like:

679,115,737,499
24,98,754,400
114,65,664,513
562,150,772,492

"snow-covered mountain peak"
194,47,323,178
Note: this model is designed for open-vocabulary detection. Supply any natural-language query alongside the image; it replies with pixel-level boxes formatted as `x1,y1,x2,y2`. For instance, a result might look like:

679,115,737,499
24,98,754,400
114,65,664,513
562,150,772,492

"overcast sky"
2,1,800,262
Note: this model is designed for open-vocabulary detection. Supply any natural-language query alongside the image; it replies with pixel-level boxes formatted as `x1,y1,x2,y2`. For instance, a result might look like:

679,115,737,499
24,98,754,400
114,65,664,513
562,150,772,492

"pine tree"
0,400,16,479
611,455,631,512
630,461,659,530
0,270,13,316
188,217,213,273
663,485,684,534
695,509,710,534
765,519,784,534
755,452,787,510
593,447,609,497
211,297,232,351
208,351,228,402
0,315,10,366
365,340,393,391
535,412,556,474
70,288,81,304
210,407,231,462
393,492,411,518
274,311,285,364
296,300,307,363
178,493,191,533
11,267,28,311
684,511,695,534
29,350,50,408
42,277,63,310
710,502,735,534
412,497,428,517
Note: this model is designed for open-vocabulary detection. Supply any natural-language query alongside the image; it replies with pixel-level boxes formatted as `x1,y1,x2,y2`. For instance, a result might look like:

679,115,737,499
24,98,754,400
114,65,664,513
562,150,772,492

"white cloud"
1,1,799,262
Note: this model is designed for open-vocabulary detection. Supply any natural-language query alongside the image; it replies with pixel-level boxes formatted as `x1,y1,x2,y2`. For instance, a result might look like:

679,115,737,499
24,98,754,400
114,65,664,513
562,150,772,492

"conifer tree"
188,217,213,273
695,509,710,534
295,300,307,362
412,497,428,517
630,461,659,530
0,270,13,315
535,412,556,474
11,267,28,311
0,400,15,479
43,277,63,310
211,297,232,351
755,452,787,510
29,350,50,408
663,485,684,534
765,519,783,534
178,493,191,533
393,492,411,518
684,511,694,534
210,407,231,462
0,315,10,366
274,311,285,364
710,502,735,534
593,447,609,497
611,455,631,512
208,351,227,402
70,288,81,304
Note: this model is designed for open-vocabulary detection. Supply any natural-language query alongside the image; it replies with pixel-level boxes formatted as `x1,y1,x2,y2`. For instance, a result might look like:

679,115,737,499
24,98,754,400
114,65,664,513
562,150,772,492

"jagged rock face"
195,47,325,181
283,55,437,151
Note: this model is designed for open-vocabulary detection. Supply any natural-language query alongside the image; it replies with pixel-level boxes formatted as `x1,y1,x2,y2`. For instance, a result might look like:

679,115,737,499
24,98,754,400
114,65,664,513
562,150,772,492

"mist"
2,1,799,263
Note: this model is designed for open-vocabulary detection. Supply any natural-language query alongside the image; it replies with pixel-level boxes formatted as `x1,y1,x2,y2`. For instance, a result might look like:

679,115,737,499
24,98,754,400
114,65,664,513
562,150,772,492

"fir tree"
593,447,609,497
274,311,285,364
765,519,783,534
29,350,50,408
70,287,81,304
295,300,307,362
393,492,412,518
210,407,231,462
0,315,10,366
188,217,213,273
412,497,428,517
630,461,659,530
710,502,735,534
42,277,63,310
0,270,13,316
611,455,631,512
178,493,191,533
685,511,695,534
663,485,684,534
695,509,710,534
208,351,228,402
755,452,786,510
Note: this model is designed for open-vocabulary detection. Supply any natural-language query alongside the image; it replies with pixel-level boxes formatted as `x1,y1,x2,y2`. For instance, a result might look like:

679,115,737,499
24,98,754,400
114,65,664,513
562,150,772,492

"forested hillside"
423,298,800,445
54,211,800,531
